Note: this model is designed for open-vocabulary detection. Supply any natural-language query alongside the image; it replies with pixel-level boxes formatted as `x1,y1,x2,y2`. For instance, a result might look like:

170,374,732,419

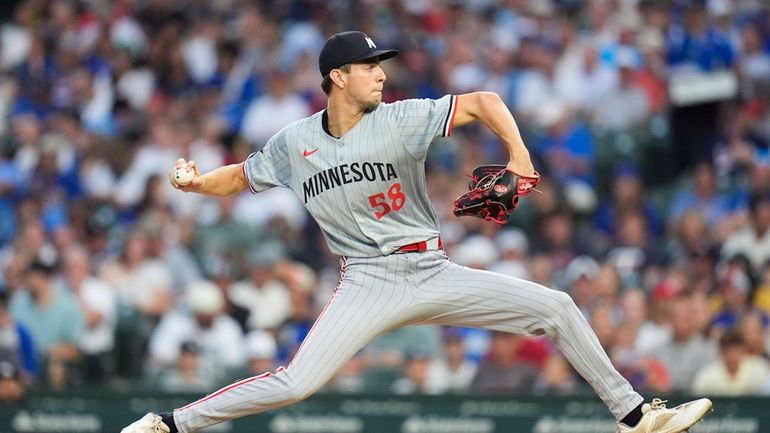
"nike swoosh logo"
303,148,319,157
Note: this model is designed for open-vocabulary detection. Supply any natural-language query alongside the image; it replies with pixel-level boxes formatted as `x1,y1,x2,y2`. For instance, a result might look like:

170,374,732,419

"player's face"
345,60,386,110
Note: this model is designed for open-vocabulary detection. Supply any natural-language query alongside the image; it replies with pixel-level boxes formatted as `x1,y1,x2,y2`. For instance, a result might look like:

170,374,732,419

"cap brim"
349,49,399,64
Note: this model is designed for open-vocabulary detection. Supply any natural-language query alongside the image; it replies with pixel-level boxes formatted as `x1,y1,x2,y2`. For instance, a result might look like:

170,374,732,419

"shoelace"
148,415,168,433
643,398,668,413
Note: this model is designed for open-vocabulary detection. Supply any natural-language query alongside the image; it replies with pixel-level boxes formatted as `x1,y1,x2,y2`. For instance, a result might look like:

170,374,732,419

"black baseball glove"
453,164,540,224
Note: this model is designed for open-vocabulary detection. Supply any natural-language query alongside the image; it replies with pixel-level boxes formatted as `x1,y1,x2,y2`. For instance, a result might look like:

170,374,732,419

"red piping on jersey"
177,371,272,411
447,95,458,136
287,257,346,368
178,257,348,413
241,161,257,194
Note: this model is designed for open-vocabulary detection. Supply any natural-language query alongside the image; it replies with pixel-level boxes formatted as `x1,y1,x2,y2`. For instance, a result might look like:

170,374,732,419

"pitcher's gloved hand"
453,164,540,225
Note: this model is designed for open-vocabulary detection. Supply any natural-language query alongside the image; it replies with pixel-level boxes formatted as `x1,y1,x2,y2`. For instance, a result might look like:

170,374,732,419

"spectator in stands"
391,347,434,395
692,329,769,395
0,359,24,404
489,228,530,279
450,235,500,270
739,311,770,360
655,296,717,392
141,216,201,294
0,290,37,381
722,193,770,274
534,99,596,187
533,209,581,270
425,328,477,394
624,289,664,352
193,195,260,280
605,211,664,288
665,210,717,266
274,262,316,364
738,23,770,86
10,257,85,389
611,322,671,393
595,164,663,241
666,2,735,72
244,330,278,375
591,304,619,351
364,325,443,371
114,117,182,208
563,255,600,314
634,29,668,114
711,266,756,337
228,244,292,331
668,161,736,234
0,145,26,247
240,68,310,148
470,331,538,394
592,48,651,131
533,354,580,395
712,106,767,180
755,260,770,316
99,229,174,321
554,40,618,114
62,245,117,383
159,341,214,392
148,280,245,381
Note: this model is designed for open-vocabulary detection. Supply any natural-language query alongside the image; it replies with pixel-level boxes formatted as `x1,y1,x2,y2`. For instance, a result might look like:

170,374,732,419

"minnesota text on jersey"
302,162,398,203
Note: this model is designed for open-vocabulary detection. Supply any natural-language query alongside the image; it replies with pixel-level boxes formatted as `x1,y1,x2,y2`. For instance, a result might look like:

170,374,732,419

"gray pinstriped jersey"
243,94,458,257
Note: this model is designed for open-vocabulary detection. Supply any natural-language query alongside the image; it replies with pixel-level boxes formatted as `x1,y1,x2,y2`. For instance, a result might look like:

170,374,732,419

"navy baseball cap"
319,31,398,77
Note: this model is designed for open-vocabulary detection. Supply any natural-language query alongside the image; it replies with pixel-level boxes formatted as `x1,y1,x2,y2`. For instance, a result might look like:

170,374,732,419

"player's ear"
330,69,345,89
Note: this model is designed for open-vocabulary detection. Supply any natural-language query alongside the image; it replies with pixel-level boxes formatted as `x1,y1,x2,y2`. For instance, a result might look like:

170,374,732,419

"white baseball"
174,167,195,185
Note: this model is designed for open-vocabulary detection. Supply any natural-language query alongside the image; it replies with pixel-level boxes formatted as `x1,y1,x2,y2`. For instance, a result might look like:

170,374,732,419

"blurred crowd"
1,0,770,404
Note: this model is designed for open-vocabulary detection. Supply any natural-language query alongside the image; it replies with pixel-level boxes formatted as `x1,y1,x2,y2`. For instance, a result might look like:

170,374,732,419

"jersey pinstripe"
243,94,459,257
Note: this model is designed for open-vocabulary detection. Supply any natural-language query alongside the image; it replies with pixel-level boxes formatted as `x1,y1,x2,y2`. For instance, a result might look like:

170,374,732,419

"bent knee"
282,382,317,404
545,289,578,315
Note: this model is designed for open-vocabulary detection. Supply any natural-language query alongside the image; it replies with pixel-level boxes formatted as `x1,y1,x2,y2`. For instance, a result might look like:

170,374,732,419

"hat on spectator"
495,228,529,254
185,280,224,316
707,0,733,17
452,235,500,267
442,327,464,343
535,99,568,128
28,247,59,275
247,241,286,267
404,345,431,361
614,163,640,180
564,255,599,285
180,340,200,354
651,280,681,301
489,261,530,279
0,360,19,380
245,330,277,360
319,31,398,77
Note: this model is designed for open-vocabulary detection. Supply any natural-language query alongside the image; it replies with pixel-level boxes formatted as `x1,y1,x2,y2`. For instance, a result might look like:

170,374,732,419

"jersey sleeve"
387,94,458,160
242,130,292,193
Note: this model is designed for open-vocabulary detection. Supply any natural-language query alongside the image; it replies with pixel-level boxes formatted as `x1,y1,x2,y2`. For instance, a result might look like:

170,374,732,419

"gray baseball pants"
174,250,643,432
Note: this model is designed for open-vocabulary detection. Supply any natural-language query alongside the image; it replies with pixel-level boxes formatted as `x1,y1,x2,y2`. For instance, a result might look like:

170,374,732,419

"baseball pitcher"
122,31,712,433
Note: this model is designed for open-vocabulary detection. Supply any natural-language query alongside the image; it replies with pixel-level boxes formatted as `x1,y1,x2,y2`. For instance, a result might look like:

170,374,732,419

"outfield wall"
0,392,765,433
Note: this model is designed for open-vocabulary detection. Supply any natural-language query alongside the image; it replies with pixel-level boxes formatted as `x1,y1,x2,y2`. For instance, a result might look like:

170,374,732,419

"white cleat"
120,413,171,433
616,398,713,433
